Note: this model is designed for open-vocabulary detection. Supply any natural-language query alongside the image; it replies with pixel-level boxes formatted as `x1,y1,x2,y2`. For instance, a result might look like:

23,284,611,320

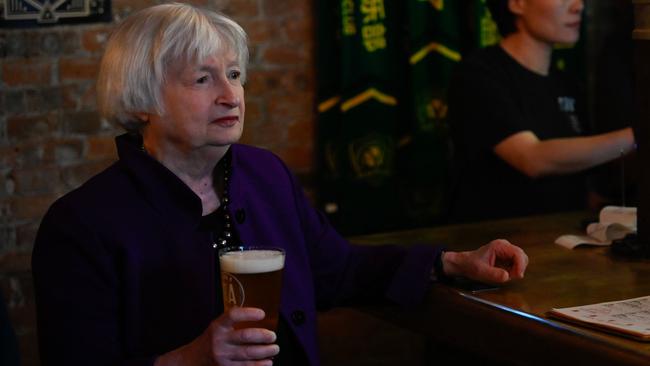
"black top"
448,45,587,222
198,210,308,365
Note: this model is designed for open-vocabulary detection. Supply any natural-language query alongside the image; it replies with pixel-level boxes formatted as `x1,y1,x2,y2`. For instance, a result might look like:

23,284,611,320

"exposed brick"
0,146,17,169
289,70,313,94
267,92,312,124
25,32,44,58
3,32,27,58
82,27,111,53
4,177,13,198
248,118,287,147
288,118,314,143
13,142,44,167
24,87,63,113
60,82,98,111
40,32,61,56
245,69,288,95
4,91,25,116
0,34,7,58
15,223,39,250
247,45,260,65
10,194,57,221
35,138,84,166
63,110,102,135
0,252,31,273
282,14,314,44
59,57,100,82
223,0,259,18
239,98,265,145
61,159,114,189
112,0,154,19
1,59,51,87
244,96,264,118
0,117,6,141
261,45,307,65
87,135,117,159
0,273,39,366
264,0,308,17
239,19,280,45
0,225,16,254
6,114,59,141
3,31,59,59
0,171,14,197
61,30,81,55
4,273,36,310
42,138,84,164
79,82,98,110
11,166,61,195
247,69,311,96
0,199,10,217
2,274,37,333
238,131,253,146
276,144,313,173
211,0,229,11
61,84,80,110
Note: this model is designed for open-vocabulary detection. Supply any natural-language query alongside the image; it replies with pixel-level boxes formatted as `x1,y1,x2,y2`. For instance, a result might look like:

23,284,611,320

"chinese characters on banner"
360,0,387,52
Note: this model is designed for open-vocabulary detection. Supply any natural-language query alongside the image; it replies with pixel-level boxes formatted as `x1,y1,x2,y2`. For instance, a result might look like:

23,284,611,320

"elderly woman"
448,0,636,223
32,3,528,366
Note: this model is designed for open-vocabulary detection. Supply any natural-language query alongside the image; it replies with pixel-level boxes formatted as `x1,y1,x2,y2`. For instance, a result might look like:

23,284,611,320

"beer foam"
219,250,285,274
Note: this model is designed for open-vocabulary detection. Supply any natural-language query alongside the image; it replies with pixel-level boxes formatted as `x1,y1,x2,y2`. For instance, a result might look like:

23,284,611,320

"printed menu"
548,295,650,341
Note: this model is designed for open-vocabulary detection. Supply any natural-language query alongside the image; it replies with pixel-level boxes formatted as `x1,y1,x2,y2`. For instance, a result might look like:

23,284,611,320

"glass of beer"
218,246,285,331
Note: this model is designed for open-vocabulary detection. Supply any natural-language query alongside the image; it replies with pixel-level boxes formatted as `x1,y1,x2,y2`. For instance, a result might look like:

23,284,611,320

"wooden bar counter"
351,212,650,366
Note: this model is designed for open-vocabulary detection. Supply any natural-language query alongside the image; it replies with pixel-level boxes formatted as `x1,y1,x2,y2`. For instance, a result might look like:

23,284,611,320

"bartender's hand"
154,307,279,366
442,239,528,284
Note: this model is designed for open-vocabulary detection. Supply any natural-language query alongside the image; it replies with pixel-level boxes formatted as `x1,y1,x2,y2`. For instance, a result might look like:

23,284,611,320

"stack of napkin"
555,206,637,249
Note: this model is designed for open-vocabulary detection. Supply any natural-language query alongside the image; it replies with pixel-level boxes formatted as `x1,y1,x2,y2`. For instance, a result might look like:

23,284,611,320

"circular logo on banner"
222,272,245,307
348,134,393,179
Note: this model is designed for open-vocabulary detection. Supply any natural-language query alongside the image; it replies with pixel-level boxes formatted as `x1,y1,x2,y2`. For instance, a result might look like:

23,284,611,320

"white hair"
97,2,249,132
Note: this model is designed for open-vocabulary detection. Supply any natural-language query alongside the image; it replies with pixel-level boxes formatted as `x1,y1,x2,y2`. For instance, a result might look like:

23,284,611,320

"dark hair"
486,0,517,37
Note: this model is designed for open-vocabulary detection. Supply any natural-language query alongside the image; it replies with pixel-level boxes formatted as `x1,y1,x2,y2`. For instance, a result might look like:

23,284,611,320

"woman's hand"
154,307,279,366
442,239,529,284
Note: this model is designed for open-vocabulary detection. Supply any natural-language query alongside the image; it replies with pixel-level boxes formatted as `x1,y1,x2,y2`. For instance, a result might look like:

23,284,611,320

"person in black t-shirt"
448,0,635,222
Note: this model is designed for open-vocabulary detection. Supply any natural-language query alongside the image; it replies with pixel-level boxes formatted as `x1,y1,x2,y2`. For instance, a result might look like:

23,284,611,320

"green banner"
395,0,462,226
317,0,402,235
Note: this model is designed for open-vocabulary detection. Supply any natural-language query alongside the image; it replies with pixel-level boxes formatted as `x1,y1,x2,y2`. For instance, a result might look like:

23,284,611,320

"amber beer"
219,247,285,331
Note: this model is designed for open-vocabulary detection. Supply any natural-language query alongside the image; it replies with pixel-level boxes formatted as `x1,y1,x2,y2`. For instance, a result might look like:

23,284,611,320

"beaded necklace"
212,151,234,249
141,142,235,249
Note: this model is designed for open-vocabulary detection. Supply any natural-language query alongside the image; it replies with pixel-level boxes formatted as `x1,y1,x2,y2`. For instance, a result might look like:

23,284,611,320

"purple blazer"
32,134,440,366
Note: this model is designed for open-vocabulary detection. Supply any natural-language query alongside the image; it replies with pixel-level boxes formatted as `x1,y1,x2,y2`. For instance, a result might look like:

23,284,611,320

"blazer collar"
115,133,203,229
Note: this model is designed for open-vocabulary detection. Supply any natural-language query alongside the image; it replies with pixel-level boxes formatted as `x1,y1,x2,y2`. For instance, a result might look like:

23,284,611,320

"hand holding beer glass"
219,246,285,331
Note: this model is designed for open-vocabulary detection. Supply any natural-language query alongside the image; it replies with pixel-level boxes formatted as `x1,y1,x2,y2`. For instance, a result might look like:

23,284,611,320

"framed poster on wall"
1,0,111,27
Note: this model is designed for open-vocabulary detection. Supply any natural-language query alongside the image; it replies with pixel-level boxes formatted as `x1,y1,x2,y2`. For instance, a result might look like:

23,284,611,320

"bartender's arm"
495,127,635,178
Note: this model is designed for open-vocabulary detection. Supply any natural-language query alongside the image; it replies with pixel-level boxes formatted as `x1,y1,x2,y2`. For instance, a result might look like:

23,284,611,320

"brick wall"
0,1,315,364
